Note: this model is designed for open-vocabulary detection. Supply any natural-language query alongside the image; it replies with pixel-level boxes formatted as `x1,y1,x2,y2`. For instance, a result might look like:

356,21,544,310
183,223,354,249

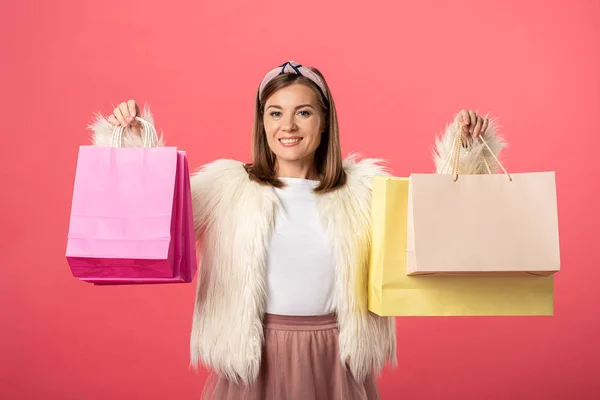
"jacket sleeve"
88,105,165,147
188,159,248,240
432,114,506,175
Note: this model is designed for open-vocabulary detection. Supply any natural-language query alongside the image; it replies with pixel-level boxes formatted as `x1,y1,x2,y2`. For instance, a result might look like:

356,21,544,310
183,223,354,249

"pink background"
2,0,599,398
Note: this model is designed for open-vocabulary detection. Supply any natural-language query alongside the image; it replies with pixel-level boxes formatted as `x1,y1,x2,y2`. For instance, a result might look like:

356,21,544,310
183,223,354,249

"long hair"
244,67,346,193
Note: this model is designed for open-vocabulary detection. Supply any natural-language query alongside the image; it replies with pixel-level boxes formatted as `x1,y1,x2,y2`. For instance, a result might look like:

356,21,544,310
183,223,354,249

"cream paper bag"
406,134,561,276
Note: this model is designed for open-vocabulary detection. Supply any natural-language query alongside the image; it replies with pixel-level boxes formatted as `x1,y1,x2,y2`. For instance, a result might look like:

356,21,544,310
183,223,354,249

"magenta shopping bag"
66,119,197,284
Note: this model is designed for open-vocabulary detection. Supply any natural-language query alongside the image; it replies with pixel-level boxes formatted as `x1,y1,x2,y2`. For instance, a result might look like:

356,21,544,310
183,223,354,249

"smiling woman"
244,64,345,192
89,60,504,400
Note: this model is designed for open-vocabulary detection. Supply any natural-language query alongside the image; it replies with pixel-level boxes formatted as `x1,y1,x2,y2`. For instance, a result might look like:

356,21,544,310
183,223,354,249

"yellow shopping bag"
367,176,554,316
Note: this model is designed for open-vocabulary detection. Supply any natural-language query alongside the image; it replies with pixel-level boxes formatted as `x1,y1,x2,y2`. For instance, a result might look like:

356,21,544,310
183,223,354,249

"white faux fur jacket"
89,107,505,384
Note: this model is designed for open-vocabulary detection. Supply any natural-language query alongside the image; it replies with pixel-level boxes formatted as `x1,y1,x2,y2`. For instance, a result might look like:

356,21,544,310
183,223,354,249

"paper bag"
368,176,555,316
66,118,197,284
406,171,560,276
85,151,198,285
408,133,560,276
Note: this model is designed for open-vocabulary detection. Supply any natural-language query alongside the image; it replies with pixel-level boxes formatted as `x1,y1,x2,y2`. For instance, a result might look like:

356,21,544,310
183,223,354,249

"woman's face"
263,83,325,166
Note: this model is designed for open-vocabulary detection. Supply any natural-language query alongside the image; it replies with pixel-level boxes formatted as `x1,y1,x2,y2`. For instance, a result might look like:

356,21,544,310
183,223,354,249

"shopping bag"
367,176,554,317
66,118,197,284
79,151,197,285
407,134,560,276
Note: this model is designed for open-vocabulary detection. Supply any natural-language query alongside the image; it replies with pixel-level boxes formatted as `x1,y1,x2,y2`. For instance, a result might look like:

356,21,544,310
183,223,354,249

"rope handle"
110,117,158,148
441,124,512,182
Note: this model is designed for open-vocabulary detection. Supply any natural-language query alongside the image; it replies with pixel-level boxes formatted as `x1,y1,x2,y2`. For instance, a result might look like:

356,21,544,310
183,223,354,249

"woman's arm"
433,110,506,175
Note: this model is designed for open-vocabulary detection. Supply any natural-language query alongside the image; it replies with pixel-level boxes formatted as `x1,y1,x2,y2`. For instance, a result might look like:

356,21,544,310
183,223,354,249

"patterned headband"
258,61,329,103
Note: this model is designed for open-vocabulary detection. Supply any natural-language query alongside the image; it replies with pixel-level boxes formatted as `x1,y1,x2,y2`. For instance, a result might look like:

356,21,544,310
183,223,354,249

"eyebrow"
266,104,316,111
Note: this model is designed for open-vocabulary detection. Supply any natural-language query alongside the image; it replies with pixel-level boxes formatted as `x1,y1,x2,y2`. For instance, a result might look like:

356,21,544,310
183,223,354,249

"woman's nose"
281,116,297,131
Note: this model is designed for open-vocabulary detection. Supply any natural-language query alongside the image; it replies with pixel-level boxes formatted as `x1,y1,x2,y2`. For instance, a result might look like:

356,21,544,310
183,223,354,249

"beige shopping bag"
406,133,560,276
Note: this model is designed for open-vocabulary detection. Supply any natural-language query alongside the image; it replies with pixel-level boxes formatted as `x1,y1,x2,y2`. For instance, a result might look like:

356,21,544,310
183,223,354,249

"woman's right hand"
108,100,142,136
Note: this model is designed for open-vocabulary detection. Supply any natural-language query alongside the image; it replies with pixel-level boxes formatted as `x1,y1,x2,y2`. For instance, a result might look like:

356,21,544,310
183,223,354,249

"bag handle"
111,117,158,148
441,127,512,182
440,132,489,175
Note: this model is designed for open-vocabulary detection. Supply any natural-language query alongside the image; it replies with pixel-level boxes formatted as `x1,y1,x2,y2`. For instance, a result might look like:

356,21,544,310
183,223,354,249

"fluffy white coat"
89,107,505,384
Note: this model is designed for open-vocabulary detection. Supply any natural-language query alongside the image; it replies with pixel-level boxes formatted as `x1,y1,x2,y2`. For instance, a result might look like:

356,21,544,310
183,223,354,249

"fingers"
481,117,489,136
107,115,120,126
127,99,142,128
459,109,470,125
457,109,470,142
473,115,483,138
127,99,137,120
119,102,131,123
112,100,139,127
113,106,127,126
468,110,476,135
459,109,470,131
126,99,141,127
457,109,490,142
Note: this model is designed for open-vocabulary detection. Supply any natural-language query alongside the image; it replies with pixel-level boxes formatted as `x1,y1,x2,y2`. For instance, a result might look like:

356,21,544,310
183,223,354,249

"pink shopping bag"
66,118,197,284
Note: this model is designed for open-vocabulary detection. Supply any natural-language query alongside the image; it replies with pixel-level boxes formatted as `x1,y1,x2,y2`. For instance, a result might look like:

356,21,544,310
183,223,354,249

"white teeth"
280,138,301,144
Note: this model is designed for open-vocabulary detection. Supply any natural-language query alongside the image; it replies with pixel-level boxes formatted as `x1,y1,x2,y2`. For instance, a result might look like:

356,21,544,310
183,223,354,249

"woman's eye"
298,110,312,117
270,111,282,118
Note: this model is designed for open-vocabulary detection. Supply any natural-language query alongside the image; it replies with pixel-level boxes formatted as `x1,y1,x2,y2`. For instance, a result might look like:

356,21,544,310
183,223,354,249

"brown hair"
243,67,346,193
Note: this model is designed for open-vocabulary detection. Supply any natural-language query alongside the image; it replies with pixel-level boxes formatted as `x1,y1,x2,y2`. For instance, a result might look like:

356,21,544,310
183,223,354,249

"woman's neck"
275,159,319,180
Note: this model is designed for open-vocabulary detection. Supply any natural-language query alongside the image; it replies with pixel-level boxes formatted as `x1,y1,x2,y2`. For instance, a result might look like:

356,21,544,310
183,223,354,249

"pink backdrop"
2,0,599,398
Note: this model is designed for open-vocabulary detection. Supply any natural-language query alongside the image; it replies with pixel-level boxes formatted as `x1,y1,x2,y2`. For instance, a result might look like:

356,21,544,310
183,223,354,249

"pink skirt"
201,313,380,400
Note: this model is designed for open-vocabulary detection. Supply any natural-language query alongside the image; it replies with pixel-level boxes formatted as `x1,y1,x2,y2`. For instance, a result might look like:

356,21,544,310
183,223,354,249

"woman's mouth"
279,137,303,147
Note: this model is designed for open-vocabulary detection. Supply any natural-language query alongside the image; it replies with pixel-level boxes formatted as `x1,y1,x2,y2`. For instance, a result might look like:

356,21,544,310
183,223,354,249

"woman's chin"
274,148,315,163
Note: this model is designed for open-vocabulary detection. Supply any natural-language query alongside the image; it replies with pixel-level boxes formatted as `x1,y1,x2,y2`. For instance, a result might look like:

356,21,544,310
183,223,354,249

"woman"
89,61,505,399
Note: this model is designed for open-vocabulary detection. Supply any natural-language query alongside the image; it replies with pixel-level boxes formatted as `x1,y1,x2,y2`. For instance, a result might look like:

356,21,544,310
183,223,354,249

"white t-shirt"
265,177,336,316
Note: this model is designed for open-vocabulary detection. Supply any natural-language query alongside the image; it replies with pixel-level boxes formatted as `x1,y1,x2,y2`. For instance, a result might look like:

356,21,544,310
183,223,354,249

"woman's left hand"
455,109,489,143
